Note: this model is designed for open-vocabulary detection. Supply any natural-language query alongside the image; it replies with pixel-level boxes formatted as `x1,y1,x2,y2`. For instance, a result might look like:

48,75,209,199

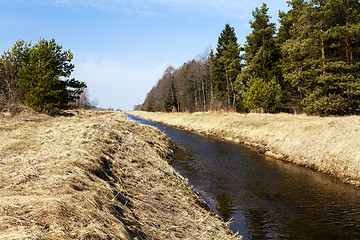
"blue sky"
1,0,289,110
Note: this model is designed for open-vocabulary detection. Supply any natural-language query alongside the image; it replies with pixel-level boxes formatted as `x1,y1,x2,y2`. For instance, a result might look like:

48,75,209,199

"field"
131,111,360,187
0,109,239,239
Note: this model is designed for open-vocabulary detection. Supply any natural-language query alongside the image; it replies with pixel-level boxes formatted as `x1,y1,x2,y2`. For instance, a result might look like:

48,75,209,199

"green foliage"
240,3,283,113
302,90,349,116
164,94,176,112
280,0,360,115
0,40,30,103
164,74,179,113
146,97,155,112
143,0,360,116
212,24,242,109
244,3,276,65
244,77,282,113
0,38,86,114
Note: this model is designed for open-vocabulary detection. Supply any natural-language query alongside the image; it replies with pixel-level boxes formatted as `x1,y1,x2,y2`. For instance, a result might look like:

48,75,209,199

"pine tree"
19,38,86,113
241,3,282,113
0,40,30,104
212,24,242,110
281,0,360,115
279,0,312,113
243,3,276,66
306,0,360,115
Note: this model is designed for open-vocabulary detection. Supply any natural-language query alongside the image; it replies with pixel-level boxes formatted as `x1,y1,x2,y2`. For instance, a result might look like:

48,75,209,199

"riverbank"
131,111,360,187
0,109,239,239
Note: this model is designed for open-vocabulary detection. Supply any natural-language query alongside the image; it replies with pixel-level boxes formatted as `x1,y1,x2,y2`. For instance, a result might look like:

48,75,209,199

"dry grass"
0,109,239,239
131,111,360,187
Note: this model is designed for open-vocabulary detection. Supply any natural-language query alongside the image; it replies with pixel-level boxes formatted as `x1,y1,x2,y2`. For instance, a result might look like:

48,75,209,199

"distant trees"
142,25,243,113
142,58,214,112
141,0,360,116
75,88,97,109
0,38,86,114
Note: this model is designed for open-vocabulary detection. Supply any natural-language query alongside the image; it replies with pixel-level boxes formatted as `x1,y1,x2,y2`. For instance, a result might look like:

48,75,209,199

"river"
126,114,360,240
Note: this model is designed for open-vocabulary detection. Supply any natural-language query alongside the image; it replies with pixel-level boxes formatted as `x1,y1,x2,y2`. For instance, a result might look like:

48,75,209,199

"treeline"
0,38,87,114
141,0,360,116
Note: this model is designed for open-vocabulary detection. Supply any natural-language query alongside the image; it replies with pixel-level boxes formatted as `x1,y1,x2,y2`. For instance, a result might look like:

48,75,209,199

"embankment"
0,109,239,239
131,111,360,187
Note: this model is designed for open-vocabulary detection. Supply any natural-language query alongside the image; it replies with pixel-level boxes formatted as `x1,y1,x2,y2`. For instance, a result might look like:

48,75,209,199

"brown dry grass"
0,109,239,239
131,111,360,187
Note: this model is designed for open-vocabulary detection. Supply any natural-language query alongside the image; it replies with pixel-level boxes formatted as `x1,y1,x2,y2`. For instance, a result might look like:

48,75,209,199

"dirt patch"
131,111,360,187
0,110,239,239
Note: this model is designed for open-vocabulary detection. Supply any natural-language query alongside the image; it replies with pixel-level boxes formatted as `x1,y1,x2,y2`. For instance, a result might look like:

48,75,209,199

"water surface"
126,114,360,240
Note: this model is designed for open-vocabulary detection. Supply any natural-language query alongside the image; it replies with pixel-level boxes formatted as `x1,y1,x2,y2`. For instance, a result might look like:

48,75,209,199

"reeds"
0,110,240,239
131,111,360,187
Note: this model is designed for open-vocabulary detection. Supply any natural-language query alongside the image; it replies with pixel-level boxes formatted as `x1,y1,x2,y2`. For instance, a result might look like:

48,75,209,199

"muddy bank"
0,110,239,239
131,111,360,187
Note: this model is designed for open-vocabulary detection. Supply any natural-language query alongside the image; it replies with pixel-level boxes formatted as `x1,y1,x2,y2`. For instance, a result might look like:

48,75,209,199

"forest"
0,38,88,114
139,0,360,116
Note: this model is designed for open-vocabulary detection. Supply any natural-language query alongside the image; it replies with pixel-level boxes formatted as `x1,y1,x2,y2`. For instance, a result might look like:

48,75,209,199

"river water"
126,114,360,240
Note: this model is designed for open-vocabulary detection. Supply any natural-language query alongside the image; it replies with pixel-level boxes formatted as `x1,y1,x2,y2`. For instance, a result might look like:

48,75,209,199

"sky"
1,0,290,111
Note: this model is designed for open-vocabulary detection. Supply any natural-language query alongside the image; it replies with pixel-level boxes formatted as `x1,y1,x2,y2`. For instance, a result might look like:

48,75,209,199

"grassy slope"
0,110,239,239
131,111,360,186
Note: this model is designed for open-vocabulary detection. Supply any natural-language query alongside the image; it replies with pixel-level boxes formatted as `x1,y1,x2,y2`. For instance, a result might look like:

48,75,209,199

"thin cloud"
128,0,254,19
26,0,264,19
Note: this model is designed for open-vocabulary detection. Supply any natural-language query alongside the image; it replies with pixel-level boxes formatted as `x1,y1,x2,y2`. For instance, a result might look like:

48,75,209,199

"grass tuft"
0,110,240,239
131,111,360,187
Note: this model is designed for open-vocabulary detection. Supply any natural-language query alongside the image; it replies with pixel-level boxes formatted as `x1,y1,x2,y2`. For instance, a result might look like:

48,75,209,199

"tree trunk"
345,0,350,62
319,0,326,75
321,25,326,75
210,65,214,110
201,78,206,111
194,80,198,111
225,73,231,109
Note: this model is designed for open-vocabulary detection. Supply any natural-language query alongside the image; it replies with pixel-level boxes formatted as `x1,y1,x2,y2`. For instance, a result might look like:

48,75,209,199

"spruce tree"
163,66,179,112
279,0,312,113
243,3,276,66
212,24,242,110
241,3,282,113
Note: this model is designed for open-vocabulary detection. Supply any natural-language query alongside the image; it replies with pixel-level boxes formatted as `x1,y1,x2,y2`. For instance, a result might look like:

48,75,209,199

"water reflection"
126,114,360,240
215,193,236,221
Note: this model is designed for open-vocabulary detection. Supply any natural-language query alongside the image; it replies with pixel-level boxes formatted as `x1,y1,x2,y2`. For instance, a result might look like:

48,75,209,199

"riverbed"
127,114,360,240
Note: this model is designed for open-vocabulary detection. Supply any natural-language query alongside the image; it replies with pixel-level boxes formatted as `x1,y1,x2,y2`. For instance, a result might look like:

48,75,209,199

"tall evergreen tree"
163,66,179,112
207,49,215,109
305,0,360,115
243,3,277,67
212,24,242,110
281,0,360,115
279,0,311,113
240,3,282,113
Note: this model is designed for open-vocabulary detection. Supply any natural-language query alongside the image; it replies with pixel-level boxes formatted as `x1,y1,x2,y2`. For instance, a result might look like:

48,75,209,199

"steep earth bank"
0,109,239,239
131,111,360,187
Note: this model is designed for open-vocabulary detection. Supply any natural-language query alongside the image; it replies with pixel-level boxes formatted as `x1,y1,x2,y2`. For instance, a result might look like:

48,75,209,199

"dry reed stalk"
0,109,240,239
131,111,360,187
